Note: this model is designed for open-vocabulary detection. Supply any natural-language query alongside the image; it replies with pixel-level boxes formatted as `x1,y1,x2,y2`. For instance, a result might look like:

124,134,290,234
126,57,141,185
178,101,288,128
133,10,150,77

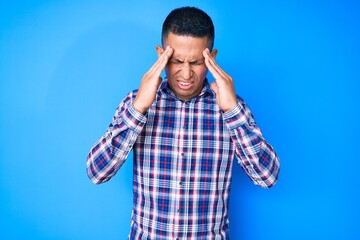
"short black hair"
162,7,215,50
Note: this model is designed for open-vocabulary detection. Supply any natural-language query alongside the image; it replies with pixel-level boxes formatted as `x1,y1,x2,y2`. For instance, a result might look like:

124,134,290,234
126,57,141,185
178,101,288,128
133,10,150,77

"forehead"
165,32,209,60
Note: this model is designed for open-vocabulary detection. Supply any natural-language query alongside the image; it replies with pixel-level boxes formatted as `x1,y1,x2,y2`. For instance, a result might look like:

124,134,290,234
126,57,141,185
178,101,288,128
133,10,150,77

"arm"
203,48,280,188
223,98,280,188
86,46,173,184
86,93,147,184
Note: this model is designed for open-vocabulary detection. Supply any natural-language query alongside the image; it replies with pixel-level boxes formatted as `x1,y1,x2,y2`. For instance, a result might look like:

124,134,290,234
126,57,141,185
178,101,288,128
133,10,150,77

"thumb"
210,81,219,95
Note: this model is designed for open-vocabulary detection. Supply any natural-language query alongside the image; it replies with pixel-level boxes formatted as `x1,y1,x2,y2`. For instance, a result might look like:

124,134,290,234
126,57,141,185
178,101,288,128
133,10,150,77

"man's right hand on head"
133,46,173,114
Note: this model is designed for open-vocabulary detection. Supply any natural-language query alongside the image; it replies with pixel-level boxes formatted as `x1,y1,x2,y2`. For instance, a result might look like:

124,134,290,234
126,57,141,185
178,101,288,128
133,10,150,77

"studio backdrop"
0,0,359,239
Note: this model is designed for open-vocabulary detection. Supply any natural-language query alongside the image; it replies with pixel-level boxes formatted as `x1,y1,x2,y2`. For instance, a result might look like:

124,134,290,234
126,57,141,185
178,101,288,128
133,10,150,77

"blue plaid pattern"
87,79,280,239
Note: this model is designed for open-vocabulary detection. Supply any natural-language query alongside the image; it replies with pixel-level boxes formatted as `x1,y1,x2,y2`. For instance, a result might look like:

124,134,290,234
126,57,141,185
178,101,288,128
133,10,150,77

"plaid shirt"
87,79,280,240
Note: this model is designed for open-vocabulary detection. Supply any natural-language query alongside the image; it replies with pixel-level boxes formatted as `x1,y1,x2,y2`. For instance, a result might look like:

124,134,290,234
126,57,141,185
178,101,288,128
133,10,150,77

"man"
87,6,280,240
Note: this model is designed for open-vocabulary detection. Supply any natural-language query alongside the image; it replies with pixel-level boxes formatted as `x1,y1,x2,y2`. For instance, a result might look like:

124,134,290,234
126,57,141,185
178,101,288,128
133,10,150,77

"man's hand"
203,48,238,112
133,46,173,114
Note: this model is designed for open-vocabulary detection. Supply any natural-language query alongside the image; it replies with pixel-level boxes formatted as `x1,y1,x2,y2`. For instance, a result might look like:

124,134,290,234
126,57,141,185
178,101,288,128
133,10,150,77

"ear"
156,45,164,58
210,49,218,59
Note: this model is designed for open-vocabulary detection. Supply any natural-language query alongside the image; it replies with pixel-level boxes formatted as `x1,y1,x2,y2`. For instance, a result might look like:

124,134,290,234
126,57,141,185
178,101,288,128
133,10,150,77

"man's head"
161,7,215,50
157,7,218,101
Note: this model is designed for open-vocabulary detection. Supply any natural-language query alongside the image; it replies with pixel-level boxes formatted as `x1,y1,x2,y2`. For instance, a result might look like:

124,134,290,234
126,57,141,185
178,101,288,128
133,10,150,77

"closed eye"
190,60,204,66
170,58,184,64
170,58,204,65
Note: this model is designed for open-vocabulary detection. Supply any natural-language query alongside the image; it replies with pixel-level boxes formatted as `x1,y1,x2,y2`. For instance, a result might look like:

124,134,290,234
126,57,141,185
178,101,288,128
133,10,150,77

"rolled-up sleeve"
223,99,280,188
86,91,147,184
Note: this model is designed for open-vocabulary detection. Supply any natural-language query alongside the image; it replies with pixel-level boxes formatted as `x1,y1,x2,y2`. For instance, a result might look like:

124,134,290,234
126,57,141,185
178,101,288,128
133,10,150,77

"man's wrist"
221,102,238,113
122,104,147,133
133,100,148,114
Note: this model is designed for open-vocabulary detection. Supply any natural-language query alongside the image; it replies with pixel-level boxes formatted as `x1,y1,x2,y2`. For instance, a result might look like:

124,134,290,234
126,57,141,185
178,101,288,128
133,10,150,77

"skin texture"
133,32,237,113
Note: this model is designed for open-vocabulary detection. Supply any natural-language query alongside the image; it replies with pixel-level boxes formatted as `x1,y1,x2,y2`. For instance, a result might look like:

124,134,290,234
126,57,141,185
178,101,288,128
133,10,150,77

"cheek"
165,64,178,77
196,67,208,79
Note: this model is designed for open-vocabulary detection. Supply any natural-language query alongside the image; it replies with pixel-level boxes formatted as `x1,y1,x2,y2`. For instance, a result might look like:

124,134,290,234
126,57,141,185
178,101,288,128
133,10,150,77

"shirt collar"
158,78,215,101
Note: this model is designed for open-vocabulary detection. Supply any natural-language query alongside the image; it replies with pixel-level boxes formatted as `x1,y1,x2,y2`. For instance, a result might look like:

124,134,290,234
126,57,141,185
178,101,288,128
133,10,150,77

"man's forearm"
86,94,147,184
223,101,280,188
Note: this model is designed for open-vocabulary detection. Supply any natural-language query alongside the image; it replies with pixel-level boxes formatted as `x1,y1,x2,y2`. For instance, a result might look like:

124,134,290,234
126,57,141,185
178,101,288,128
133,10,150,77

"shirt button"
179,181,183,186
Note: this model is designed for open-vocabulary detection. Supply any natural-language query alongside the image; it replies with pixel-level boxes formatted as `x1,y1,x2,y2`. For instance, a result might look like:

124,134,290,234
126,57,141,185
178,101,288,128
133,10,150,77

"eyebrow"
170,57,205,64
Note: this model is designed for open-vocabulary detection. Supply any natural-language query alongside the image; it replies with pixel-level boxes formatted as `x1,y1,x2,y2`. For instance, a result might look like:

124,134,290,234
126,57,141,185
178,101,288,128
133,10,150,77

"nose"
181,62,192,80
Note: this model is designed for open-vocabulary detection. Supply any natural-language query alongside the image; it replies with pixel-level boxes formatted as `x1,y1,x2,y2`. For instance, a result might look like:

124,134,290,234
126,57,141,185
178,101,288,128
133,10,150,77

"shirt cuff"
222,104,252,132
121,104,147,133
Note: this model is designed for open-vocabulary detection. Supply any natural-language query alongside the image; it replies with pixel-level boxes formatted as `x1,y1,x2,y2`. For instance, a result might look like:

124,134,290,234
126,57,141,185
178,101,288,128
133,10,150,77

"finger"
203,49,230,81
148,46,173,77
148,46,171,72
203,50,224,81
203,49,222,78
206,50,229,77
158,46,173,68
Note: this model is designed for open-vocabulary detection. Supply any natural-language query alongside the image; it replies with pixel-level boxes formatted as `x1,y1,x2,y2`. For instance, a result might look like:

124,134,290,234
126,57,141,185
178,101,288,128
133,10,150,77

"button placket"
173,101,186,238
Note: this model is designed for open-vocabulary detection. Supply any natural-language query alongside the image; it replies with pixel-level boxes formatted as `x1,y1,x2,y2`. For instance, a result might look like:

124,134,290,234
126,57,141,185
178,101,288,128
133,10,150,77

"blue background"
1,0,359,239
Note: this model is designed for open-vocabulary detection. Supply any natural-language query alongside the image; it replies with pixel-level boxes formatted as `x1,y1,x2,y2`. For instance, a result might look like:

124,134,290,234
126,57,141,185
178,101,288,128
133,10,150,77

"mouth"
177,80,194,90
